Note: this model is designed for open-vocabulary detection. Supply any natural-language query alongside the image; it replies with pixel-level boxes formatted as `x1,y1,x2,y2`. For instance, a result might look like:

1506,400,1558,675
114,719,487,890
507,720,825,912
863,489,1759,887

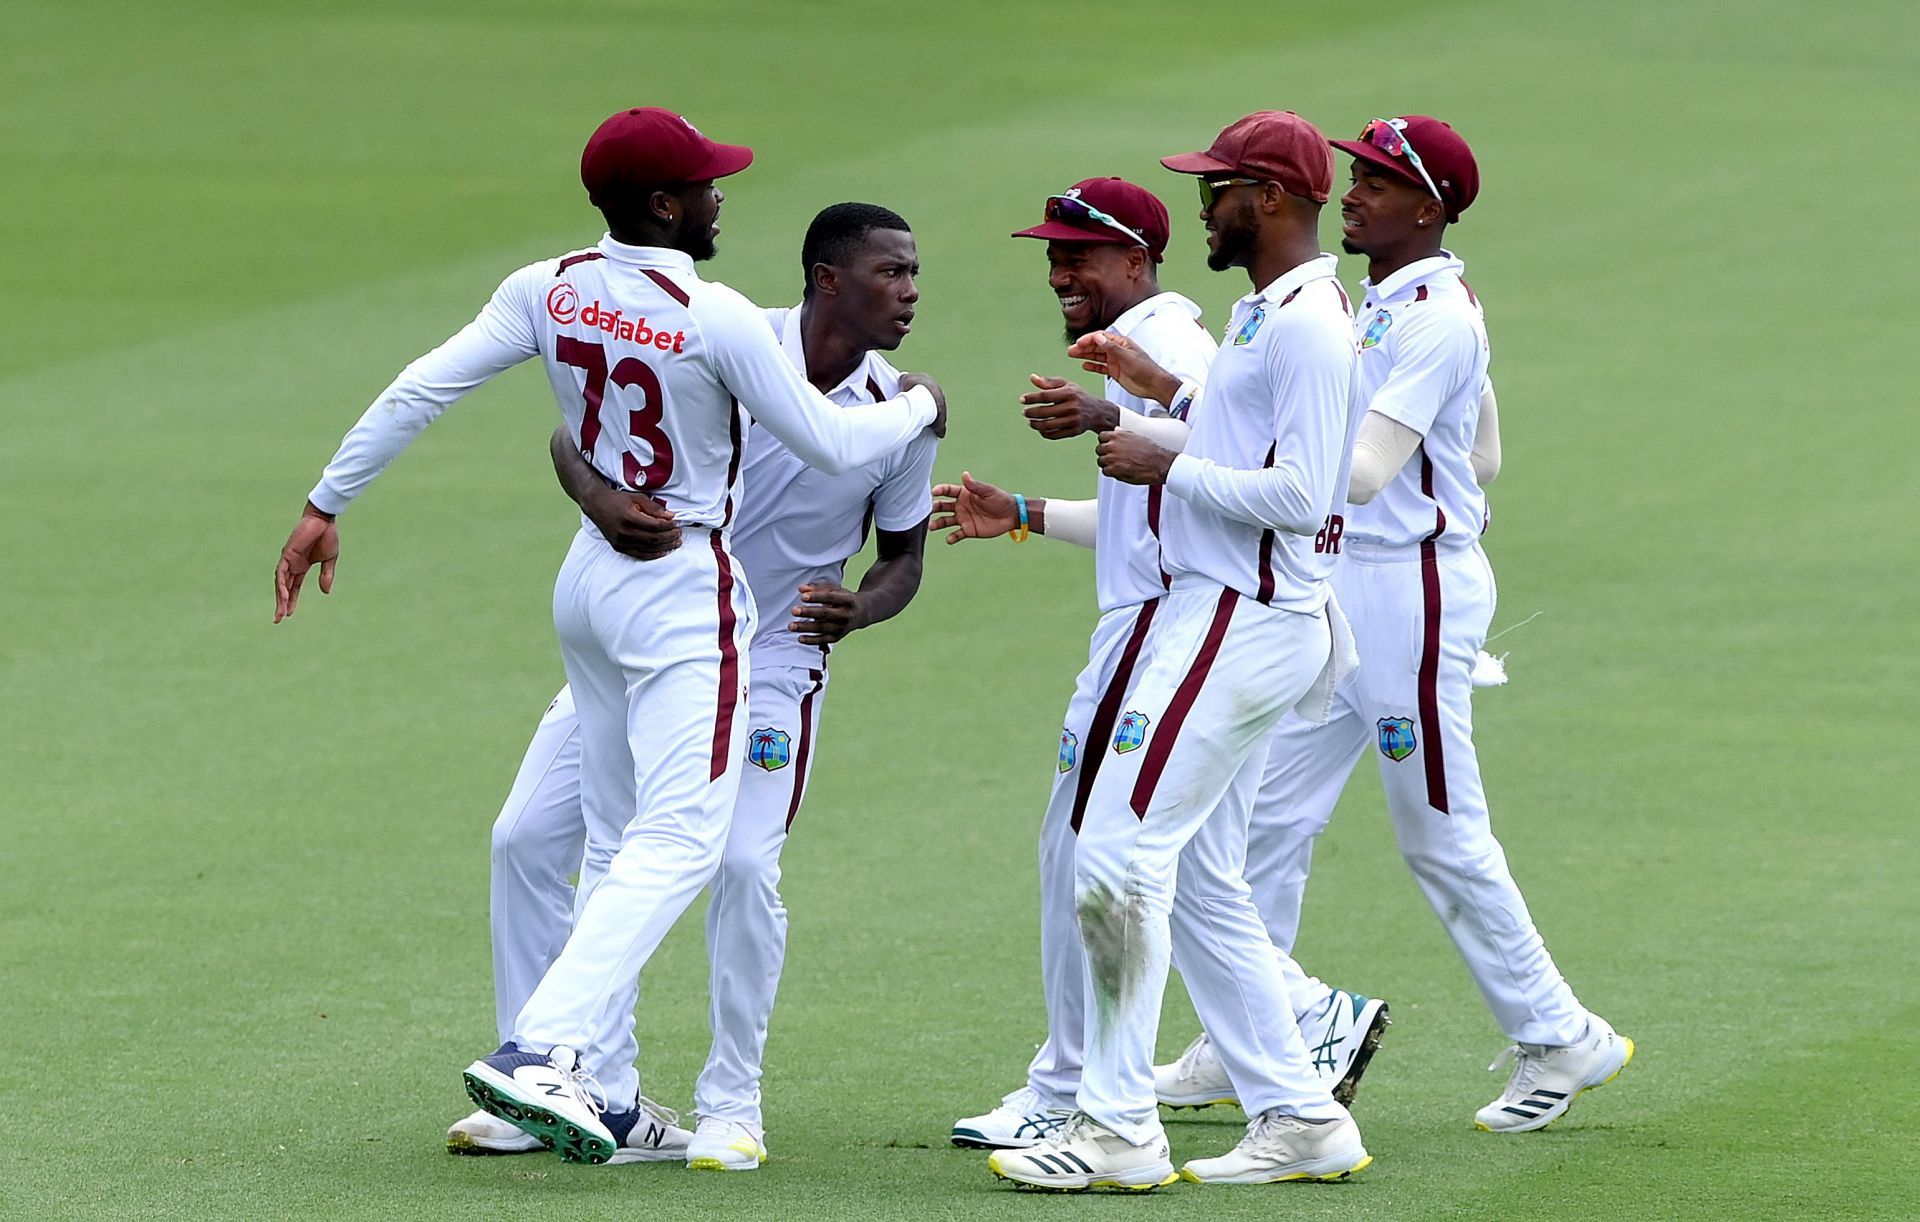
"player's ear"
648,188,679,226
809,262,838,298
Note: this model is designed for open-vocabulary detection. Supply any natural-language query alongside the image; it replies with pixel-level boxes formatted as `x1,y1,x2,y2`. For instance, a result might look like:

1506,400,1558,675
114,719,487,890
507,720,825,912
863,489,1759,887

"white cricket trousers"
1074,577,1349,1145
488,666,826,1126
1250,540,1589,1047
510,527,754,1111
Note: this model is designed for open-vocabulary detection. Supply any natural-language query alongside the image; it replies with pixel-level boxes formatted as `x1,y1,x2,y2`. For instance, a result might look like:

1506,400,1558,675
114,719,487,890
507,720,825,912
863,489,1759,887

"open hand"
930,471,1018,543
273,504,339,623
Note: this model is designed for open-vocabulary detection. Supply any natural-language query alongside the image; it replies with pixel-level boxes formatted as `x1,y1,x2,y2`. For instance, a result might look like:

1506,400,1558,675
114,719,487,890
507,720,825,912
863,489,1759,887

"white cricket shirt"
734,306,939,671
1094,292,1217,613
1345,253,1490,549
1163,254,1361,612
308,235,935,528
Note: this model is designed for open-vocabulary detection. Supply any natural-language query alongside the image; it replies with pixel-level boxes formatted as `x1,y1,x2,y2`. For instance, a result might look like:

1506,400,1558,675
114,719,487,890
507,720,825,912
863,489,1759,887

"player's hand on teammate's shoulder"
273,501,340,623
929,471,1019,544
790,581,867,646
583,488,681,562
1067,331,1181,407
1096,430,1176,487
897,372,947,438
1020,374,1120,440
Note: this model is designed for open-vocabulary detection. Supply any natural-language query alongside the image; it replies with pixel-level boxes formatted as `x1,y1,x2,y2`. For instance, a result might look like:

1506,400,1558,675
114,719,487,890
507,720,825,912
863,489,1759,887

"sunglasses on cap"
1045,194,1150,249
1197,175,1261,209
1359,118,1443,202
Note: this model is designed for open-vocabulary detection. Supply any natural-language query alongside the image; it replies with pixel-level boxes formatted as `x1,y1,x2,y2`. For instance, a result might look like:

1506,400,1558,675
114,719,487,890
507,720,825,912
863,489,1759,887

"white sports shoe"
606,1096,695,1165
1153,1034,1237,1108
1179,1109,1372,1184
462,1043,616,1164
1475,1014,1635,1133
951,1085,1075,1149
1297,989,1392,1107
446,1108,546,1155
686,1116,766,1171
987,1113,1177,1192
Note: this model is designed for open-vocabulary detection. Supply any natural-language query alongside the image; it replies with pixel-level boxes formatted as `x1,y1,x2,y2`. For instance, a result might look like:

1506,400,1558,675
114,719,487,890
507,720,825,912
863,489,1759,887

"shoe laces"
1487,1044,1547,1098
696,1115,755,1140
1054,1111,1106,1146
636,1093,680,1127
1173,1033,1215,1078
1243,1109,1310,1153
550,1047,609,1116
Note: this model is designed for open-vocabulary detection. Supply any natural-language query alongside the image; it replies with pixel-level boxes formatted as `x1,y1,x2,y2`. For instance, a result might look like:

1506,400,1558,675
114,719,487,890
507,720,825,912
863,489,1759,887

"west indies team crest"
1113,711,1150,754
1058,729,1079,774
747,727,792,772
1360,308,1393,349
1377,716,1417,762
1230,306,1266,347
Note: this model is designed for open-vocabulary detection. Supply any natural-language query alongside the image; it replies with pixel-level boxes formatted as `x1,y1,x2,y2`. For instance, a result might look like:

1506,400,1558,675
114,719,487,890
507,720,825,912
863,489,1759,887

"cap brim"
692,142,755,181
1012,220,1131,244
1329,140,1425,191
1160,150,1236,175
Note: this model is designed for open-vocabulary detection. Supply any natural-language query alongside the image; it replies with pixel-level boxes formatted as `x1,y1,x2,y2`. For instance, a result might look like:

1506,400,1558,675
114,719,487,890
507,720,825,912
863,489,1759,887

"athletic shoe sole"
462,1062,616,1165
1178,1152,1374,1185
1333,1001,1392,1109
445,1128,548,1156
688,1155,763,1172
987,1152,1178,1192
1157,1091,1239,1110
1473,1036,1636,1134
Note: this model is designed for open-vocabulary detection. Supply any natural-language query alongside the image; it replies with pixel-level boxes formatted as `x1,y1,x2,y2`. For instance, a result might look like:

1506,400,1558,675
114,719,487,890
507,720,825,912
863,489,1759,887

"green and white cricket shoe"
1475,1014,1635,1133
951,1085,1075,1149
1178,1110,1372,1184
987,1113,1177,1192
462,1043,616,1164
446,1108,547,1155
1153,1034,1237,1108
686,1116,766,1171
1298,989,1392,1108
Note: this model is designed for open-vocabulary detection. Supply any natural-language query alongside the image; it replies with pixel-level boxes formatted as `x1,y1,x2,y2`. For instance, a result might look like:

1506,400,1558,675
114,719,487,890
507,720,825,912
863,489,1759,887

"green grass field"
4,1,1918,1217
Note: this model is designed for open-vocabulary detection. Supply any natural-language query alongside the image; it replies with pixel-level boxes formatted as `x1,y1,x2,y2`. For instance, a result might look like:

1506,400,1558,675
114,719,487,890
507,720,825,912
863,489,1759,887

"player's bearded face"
1204,190,1258,272
673,182,723,261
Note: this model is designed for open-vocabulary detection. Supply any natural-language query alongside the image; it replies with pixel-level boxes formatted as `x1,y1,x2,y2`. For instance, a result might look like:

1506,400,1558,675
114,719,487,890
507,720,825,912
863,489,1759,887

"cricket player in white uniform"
444,204,940,1169
934,178,1384,1152
988,111,1372,1192
1251,116,1630,1132
272,109,943,1166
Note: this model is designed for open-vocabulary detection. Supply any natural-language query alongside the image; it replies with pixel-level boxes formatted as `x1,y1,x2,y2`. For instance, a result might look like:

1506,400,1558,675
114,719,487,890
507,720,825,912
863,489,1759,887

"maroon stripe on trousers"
1069,599,1159,834
1129,587,1238,818
708,533,743,782
1417,539,1450,814
784,668,827,831
643,268,691,306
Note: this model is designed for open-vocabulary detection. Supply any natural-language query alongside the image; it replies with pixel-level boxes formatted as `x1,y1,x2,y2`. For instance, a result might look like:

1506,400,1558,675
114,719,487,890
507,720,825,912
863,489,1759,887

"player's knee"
714,846,782,898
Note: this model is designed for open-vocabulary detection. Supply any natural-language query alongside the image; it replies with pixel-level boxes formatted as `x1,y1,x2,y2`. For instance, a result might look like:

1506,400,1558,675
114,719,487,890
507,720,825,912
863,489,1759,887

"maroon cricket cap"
1011,177,1170,262
1330,116,1479,222
580,107,754,207
1161,111,1335,204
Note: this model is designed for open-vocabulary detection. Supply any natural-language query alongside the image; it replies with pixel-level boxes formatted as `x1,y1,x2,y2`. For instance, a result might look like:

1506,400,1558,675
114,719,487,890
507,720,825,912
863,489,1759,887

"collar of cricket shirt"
1363,251,1465,302
1110,290,1203,338
596,234,698,276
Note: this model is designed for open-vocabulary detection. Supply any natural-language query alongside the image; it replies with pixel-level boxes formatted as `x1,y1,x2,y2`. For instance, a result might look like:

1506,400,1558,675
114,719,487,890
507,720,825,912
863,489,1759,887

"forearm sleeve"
1041,497,1097,548
1116,406,1192,451
1346,411,1425,505
1470,381,1501,485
